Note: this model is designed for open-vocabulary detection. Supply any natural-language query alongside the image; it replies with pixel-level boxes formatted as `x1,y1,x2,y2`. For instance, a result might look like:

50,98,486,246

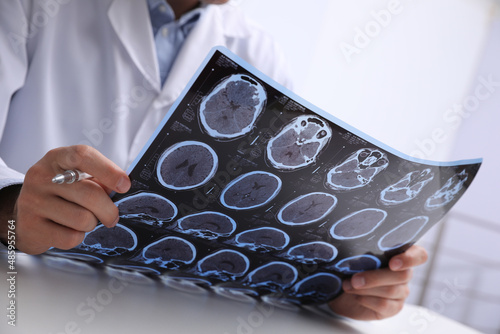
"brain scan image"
157,141,218,190
244,262,298,290
284,241,338,264
260,294,302,310
266,115,332,170
79,224,137,256
48,252,103,264
330,208,387,240
277,192,337,226
234,227,290,252
290,273,342,304
42,256,97,275
425,170,468,210
115,192,178,222
161,273,212,294
196,250,250,280
378,216,429,251
105,266,157,285
212,282,261,303
177,211,237,240
379,169,434,206
108,264,162,276
334,255,381,274
326,148,389,191
199,74,267,139
220,171,282,210
139,236,196,269
46,49,483,307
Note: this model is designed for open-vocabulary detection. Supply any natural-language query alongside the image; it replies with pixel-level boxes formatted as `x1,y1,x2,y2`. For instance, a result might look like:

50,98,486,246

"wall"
417,16,500,333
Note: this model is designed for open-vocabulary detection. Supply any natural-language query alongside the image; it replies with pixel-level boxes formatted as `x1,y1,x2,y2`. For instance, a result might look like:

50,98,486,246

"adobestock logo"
340,0,405,63
410,74,500,160
8,0,73,55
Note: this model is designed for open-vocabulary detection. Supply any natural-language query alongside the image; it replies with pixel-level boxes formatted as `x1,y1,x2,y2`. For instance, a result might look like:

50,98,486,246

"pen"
52,169,93,184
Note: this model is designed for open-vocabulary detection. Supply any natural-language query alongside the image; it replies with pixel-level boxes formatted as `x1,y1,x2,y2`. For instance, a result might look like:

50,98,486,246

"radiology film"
47,47,482,307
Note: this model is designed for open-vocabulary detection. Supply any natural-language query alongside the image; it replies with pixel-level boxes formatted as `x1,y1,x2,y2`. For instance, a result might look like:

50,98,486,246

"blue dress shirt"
147,0,202,86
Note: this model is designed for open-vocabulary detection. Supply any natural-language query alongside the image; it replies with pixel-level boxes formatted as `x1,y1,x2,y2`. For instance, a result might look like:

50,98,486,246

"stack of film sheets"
47,47,482,308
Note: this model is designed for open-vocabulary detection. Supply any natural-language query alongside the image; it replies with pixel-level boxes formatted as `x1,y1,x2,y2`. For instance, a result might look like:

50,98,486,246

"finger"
32,195,98,232
328,293,378,321
54,179,120,227
389,245,428,271
354,295,405,320
48,145,131,193
346,268,413,290
41,219,87,250
16,217,86,253
343,281,410,300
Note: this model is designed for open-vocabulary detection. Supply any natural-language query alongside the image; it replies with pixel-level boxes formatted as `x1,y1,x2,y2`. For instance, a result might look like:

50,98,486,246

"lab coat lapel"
126,5,225,165
108,0,161,92
160,5,227,104
161,4,252,103
125,5,250,167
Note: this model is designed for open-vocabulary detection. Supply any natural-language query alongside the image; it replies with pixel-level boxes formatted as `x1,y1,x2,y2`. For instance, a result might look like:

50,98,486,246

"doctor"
0,0,427,321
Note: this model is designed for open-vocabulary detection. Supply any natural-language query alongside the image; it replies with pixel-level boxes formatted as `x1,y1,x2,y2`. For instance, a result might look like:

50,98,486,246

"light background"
238,0,500,333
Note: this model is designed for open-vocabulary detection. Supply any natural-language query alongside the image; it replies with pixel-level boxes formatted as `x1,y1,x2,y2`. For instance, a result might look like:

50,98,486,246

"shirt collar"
147,0,203,25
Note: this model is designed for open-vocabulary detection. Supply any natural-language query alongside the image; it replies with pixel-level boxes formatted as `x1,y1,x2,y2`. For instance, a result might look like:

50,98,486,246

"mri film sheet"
49,48,482,306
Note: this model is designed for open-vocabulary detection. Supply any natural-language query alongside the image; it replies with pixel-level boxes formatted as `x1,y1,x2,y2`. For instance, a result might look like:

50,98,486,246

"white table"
0,253,480,334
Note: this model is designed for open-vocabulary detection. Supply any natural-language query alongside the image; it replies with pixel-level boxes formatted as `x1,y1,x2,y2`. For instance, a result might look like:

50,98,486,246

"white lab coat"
0,0,293,190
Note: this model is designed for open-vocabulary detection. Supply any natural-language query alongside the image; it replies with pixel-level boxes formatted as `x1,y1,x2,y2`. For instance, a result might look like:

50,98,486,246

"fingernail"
343,280,353,291
112,216,119,227
352,276,365,289
391,258,403,270
116,177,130,193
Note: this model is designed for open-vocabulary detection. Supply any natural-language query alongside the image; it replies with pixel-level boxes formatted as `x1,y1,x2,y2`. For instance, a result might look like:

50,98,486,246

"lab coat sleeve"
0,1,30,189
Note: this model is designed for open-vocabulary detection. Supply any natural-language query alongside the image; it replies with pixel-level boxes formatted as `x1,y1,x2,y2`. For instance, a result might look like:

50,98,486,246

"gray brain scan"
161,273,212,294
157,141,218,190
266,115,332,170
115,192,177,222
105,266,157,285
140,236,196,268
79,224,137,256
290,273,342,303
330,208,387,240
425,170,468,210
199,73,267,139
108,264,161,276
284,241,338,264
42,256,97,275
221,171,282,210
326,148,389,191
177,211,236,240
277,192,337,226
196,250,250,280
234,227,290,252
378,216,429,251
213,285,260,303
334,255,381,274
244,262,298,289
49,252,103,264
380,169,434,206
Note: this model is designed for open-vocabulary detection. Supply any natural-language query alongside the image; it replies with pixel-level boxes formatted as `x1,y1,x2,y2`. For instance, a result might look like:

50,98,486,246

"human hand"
11,145,130,255
328,245,428,320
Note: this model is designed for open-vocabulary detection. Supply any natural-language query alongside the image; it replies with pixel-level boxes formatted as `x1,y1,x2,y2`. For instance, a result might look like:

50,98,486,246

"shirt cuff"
0,178,24,191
